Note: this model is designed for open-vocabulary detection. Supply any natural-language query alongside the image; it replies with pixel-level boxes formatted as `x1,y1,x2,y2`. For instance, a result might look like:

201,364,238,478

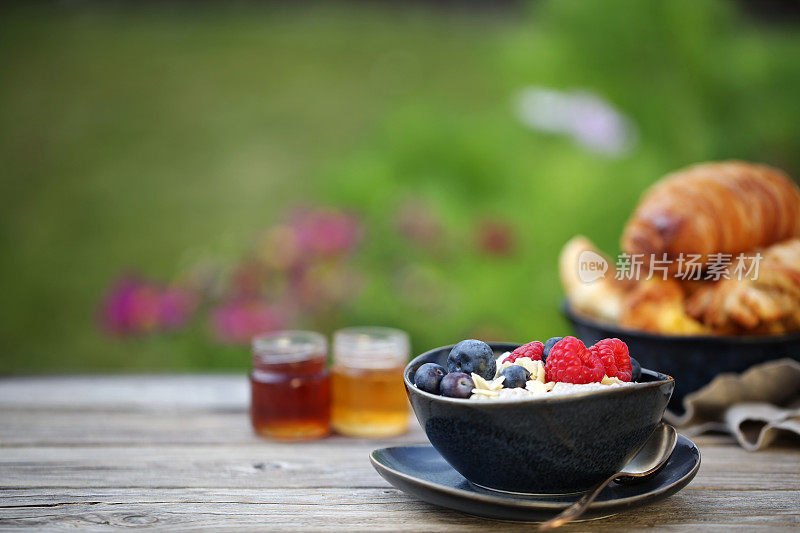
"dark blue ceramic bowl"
563,302,800,413
404,342,674,494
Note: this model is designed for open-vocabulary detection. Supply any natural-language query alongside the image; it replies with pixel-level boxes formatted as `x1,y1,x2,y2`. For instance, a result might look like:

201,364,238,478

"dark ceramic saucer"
370,435,700,522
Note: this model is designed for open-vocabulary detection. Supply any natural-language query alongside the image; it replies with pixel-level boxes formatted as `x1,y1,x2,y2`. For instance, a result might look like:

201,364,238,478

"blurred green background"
2,0,800,372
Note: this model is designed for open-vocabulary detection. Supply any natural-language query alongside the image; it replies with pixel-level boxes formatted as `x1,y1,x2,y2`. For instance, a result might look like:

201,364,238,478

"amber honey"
331,365,408,437
250,331,330,441
331,327,410,438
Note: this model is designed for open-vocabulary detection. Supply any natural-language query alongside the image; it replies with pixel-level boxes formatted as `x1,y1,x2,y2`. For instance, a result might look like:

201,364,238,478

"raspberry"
545,336,604,384
502,341,544,364
589,338,633,382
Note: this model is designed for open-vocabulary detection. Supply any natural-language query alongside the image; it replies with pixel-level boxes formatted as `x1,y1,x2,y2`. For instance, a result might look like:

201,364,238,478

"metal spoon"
539,423,678,531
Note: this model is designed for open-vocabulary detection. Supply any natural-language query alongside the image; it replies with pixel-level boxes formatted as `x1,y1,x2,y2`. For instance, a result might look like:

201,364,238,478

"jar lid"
333,326,409,369
252,330,327,365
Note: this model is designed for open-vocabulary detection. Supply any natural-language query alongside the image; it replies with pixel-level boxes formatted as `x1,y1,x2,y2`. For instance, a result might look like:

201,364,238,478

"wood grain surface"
1,375,798,531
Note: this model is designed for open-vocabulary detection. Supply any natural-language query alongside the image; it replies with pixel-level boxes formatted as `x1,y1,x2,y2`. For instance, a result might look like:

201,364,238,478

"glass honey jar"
250,330,330,441
331,326,410,438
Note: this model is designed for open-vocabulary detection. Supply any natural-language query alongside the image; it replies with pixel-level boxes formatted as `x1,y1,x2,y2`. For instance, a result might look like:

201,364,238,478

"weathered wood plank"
1,440,798,490
0,406,773,449
0,410,424,447
0,446,384,489
0,375,248,411
0,488,798,531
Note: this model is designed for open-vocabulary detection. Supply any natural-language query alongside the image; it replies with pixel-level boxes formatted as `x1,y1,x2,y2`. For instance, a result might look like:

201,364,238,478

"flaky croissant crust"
621,161,800,264
685,238,800,334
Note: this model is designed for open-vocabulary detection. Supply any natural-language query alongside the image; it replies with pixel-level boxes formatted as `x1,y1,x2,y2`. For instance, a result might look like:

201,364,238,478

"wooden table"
1,375,798,531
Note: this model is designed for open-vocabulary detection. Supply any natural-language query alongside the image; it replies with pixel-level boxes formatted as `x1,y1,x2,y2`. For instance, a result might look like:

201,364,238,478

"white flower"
514,86,637,157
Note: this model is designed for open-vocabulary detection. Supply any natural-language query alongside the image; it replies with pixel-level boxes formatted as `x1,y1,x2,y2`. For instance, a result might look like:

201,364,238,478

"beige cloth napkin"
663,359,800,451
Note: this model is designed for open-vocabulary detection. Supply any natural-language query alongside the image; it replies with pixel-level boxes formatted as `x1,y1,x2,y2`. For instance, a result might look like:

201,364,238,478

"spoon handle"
537,473,619,531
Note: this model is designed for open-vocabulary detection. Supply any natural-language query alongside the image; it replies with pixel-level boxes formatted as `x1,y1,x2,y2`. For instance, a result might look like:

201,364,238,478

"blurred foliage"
1,0,799,372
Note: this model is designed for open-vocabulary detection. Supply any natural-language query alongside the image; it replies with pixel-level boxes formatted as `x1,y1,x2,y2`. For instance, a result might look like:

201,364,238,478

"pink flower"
210,299,290,345
476,219,516,256
157,287,197,330
100,276,196,336
289,207,362,258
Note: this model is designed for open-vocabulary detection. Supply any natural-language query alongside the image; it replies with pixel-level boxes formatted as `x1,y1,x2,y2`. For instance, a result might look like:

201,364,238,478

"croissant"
618,278,707,335
685,238,800,334
559,235,626,323
621,161,800,267
559,236,708,335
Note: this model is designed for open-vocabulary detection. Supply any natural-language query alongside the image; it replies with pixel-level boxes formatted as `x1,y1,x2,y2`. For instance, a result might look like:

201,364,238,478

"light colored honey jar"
330,326,410,438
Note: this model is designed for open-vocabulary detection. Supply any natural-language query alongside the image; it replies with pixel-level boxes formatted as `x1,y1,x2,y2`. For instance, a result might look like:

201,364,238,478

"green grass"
1,0,800,372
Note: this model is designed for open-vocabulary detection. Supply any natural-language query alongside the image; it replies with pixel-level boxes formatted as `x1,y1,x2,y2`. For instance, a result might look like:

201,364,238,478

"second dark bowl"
404,342,674,494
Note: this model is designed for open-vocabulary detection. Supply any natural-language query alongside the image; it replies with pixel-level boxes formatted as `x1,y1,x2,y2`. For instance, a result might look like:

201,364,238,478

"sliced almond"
526,380,548,395
491,376,506,390
534,360,546,384
514,357,539,377
472,373,505,391
601,375,623,385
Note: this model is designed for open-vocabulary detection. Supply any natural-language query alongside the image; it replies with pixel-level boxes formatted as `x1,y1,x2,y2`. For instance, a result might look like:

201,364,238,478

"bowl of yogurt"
403,339,674,494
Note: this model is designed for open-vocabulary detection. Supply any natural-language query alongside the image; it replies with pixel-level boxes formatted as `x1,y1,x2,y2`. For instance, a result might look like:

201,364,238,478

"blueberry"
447,339,496,380
414,363,447,394
542,337,563,362
500,365,530,388
440,372,474,398
630,357,642,382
